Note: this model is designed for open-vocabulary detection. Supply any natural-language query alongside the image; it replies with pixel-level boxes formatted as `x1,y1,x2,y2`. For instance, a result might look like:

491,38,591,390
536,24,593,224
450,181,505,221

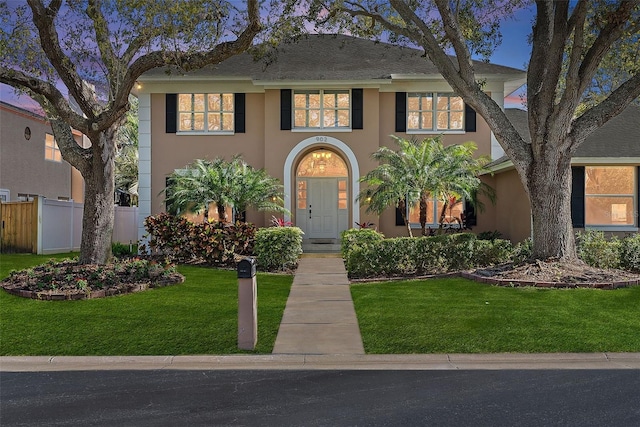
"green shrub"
619,233,640,272
340,228,384,259
512,238,533,264
477,230,503,241
472,239,513,267
576,230,620,269
112,241,137,257
255,227,303,271
343,233,511,279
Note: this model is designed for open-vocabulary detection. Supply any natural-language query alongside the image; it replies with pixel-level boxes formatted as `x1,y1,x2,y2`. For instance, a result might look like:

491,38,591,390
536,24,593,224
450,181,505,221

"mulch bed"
1,259,185,300
349,260,640,289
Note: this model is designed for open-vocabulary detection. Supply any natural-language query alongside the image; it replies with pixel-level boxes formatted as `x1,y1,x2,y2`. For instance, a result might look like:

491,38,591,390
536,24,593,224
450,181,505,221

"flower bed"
1,257,184,300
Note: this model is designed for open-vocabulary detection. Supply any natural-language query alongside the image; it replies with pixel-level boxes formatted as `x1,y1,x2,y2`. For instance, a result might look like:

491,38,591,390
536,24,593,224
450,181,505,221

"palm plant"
115,96,139,205
227,157,288,223
429,142,494,233
357,142,415,237
164,158,232,223
358,136,492,237
164,156,287,224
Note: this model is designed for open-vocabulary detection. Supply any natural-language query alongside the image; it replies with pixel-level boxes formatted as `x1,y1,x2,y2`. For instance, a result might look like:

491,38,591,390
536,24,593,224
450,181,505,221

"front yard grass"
352,277,640,354
0,254,292,355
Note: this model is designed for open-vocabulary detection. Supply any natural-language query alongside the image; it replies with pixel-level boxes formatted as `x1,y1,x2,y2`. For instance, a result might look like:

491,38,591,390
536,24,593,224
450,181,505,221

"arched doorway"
295,149,348,240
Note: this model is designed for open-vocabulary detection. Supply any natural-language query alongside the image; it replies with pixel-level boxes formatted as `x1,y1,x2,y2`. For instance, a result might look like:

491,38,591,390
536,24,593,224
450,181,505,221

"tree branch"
569,72,640,145
86,0,119,100
27,0,98,118
0,67,89,133
50,119,92,176
433,0,475,84
575,0,639,100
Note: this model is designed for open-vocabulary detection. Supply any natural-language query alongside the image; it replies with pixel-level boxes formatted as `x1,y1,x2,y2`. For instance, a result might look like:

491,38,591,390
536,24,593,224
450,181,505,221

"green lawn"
0,253,292,355
351,277,640,354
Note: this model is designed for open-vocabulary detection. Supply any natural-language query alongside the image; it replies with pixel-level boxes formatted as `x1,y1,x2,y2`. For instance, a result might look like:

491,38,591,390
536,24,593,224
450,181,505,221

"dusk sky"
0,5,535,112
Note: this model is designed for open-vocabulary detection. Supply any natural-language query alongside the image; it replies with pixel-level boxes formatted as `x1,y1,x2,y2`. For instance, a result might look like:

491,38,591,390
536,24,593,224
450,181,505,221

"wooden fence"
0,199,38,253
0,197,139,254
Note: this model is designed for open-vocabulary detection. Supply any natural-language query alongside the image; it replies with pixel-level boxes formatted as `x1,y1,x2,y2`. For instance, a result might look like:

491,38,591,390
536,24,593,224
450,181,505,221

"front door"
295,149,349,240
307,178,338,239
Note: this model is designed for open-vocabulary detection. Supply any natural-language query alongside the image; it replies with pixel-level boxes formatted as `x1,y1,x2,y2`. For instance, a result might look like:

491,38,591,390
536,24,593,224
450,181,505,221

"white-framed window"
45,133,62,162
407,93,464,131
293,90,350,129
407,197,464,227
585,166,637,227
178,93,234,132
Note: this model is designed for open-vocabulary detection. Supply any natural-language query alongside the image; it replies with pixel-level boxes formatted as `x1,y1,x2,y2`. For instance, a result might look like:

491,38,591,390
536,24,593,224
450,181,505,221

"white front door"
297,178,339,239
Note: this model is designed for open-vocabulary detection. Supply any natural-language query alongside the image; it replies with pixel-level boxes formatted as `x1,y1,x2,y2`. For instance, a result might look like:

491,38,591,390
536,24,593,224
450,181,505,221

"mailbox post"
237,257,257,350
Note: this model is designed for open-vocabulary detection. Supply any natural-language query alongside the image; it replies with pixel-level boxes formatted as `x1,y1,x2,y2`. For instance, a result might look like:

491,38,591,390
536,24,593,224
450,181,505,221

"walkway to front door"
272,255,364,355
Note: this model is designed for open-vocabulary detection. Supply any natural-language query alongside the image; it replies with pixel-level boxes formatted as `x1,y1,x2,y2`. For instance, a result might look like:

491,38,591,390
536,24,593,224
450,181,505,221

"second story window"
294,90,350,129
45,133,62,162
178,93,234,133
407,93,464,132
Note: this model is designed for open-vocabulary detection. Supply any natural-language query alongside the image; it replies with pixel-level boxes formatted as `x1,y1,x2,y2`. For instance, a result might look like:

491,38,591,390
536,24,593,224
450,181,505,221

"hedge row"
577,230,640,272
341,229,513,279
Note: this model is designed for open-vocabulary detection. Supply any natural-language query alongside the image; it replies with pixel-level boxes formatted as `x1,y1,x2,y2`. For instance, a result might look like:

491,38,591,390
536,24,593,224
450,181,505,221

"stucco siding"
491,169,531,243
0,105,73,201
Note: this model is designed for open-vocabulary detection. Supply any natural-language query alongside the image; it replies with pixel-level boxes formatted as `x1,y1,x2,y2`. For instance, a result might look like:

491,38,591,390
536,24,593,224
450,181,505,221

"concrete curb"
2,353,640,372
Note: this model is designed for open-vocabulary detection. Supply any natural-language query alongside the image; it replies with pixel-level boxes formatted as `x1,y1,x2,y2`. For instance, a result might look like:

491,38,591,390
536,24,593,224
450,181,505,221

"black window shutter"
280,89,292,130
395,207,405,226
464,103,476,132
234,93,246,133
352,89,363,129
166,94,177,133
464,199,477,227
571,166,585,228
395,92,406,133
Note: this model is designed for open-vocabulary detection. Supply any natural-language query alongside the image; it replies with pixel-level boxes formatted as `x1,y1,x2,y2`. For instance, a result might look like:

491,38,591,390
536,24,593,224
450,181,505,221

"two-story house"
0,100,86,202
135,34,526,245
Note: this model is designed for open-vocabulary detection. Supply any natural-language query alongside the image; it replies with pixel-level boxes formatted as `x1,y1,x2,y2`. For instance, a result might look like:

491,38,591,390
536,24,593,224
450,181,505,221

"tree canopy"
0,0,262,264
305,0,640,260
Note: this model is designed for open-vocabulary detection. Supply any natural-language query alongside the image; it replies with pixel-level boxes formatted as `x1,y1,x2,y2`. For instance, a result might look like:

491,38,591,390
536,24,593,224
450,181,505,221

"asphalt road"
2,369,639,426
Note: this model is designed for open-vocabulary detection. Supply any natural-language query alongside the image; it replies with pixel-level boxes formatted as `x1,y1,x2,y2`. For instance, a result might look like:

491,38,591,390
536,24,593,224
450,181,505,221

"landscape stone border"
460,271,640,289
349,271,640,289
1,274,185,301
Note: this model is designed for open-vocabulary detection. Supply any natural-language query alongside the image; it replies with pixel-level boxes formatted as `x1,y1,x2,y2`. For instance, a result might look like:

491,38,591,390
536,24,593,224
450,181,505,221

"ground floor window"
585,166,636,226
408,197,464,227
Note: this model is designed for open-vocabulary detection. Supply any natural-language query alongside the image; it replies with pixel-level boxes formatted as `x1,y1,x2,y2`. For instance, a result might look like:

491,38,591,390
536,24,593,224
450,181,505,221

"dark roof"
142,34,525,81
489,105,640,168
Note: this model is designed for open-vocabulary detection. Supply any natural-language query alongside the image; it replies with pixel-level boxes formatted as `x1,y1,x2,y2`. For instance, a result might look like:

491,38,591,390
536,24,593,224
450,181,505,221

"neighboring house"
482,106,640,243
135,34,526,244
0,100,86,202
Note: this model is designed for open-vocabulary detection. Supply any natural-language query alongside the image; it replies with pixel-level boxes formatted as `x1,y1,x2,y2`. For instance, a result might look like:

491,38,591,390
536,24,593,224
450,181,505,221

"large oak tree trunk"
524,150,577,261
78,124,119,265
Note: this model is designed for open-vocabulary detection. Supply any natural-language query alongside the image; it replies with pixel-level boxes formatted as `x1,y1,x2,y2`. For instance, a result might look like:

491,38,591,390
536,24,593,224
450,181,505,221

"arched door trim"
284,136,360,225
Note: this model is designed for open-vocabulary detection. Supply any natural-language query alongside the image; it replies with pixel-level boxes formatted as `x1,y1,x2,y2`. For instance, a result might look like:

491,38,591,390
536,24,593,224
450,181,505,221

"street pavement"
2,369,640,426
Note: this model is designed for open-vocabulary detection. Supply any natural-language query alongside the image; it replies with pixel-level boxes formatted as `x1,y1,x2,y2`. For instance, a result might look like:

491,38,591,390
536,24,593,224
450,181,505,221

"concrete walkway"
272,256,365,355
